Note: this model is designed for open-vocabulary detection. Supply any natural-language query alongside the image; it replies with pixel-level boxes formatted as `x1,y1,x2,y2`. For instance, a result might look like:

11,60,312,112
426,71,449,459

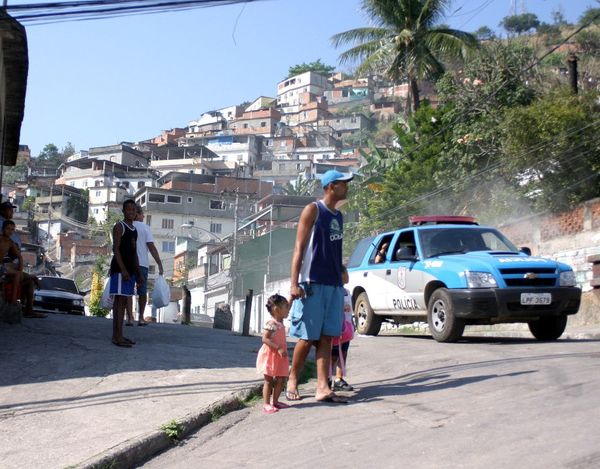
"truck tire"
427,288,465,343
528,315,567,341
354,292,382,336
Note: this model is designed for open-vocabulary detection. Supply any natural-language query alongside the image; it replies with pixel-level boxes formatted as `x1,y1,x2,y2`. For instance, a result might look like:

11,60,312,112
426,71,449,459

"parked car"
33,276,86,316
347,215,581,342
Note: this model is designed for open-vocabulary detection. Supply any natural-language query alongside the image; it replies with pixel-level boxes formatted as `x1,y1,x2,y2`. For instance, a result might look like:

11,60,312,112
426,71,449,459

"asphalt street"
1,312,600,468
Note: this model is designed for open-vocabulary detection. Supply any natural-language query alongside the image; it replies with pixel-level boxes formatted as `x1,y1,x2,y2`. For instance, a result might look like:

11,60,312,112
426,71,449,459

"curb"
77,384,263,469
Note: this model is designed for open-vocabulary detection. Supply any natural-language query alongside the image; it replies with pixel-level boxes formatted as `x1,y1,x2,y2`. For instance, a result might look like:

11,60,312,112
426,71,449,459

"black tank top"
110,220,138,275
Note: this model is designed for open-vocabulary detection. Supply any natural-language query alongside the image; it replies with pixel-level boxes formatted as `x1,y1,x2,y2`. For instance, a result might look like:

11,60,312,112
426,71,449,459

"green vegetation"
287,59,335,78
160,420,184,442
332,0,478,112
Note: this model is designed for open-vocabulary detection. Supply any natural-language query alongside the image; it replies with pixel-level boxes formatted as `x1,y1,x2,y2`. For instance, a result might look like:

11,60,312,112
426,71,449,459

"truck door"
385,230,426,314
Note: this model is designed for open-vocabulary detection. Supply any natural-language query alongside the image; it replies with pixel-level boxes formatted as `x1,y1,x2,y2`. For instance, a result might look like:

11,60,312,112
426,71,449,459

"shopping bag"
100,278,113,309
152,275,170,308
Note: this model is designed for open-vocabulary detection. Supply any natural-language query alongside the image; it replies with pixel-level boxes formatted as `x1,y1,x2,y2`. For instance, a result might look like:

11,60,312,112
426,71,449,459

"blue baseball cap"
321,170,354,189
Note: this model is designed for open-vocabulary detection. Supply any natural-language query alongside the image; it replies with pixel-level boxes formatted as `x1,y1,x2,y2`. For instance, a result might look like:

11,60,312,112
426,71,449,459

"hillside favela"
1,1,600,468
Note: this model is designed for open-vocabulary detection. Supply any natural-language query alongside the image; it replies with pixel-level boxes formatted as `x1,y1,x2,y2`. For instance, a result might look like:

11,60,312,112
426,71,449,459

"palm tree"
332,0,478,112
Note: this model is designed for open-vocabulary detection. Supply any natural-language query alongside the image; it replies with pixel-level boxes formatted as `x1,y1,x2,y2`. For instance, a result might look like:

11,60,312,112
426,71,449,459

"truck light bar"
409,215,478,226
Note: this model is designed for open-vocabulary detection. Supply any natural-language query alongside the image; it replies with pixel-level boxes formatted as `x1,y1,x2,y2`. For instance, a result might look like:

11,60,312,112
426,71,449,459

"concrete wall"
499,197,600,291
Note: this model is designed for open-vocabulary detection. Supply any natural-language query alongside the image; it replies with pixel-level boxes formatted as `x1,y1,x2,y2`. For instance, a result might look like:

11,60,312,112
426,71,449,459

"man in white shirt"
133,205,163,325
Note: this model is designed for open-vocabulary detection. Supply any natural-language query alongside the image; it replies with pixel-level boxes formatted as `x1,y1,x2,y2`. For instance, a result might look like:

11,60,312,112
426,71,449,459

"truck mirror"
520,247,532,256
395,247,417,261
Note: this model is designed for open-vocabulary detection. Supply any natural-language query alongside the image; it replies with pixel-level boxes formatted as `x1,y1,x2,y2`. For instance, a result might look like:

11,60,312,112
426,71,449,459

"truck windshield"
419,228,519,258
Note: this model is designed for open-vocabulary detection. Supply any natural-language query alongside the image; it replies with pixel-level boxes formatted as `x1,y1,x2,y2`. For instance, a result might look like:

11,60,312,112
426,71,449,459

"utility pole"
567,54,578,95
230,189,239,310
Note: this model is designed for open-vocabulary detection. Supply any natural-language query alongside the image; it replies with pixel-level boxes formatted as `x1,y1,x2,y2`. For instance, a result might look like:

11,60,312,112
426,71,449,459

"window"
137,181,145,189
260,121,266,127
139,194,146,205
120,181,130,189
149,193,165,203
146,215,151,226
243,123,248,129
162,218,174,229
162,241,175,253
166,195,181,204
95,191,101,197
210,223,222,234
209,200,224,210
187,197,193,203
148,265,156,274
95,180,102,187
93,208,99,214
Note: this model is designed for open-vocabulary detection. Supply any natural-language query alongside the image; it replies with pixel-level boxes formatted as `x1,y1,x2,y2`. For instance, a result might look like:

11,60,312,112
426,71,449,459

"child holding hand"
256,294,290,414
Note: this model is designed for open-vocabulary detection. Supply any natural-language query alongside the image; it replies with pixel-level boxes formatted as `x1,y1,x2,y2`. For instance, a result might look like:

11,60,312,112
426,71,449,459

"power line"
7,0,263,24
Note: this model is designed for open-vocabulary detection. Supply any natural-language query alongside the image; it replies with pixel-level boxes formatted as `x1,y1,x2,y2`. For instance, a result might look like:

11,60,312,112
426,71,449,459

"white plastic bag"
152,275,170,308
100,278,113,309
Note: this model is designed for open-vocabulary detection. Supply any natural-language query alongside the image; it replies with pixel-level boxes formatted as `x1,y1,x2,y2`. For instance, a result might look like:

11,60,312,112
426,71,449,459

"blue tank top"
298,200,343,286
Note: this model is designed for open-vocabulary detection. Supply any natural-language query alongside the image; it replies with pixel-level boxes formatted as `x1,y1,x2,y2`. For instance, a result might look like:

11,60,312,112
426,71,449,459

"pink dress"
256,320,289,377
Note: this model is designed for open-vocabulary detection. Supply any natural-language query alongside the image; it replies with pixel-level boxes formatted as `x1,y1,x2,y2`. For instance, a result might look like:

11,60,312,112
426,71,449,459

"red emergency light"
409,215,478,226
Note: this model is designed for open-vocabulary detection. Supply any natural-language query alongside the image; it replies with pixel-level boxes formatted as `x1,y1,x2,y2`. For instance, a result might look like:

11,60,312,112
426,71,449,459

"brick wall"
499,198,600,291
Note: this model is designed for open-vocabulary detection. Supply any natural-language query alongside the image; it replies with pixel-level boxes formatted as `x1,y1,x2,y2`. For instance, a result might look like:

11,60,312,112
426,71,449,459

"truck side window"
392,230,417,262
371,236,393,264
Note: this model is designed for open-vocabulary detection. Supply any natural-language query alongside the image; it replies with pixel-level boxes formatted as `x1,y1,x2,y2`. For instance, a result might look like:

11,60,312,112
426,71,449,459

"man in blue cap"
286,169,353,403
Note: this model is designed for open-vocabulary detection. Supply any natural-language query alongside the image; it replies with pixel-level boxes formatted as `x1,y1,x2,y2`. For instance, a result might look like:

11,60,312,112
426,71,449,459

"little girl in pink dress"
256,294,290,414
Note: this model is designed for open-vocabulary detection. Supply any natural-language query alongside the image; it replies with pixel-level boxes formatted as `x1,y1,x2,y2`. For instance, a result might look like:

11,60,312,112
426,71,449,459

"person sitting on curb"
0,220,24,304
0,201,45,318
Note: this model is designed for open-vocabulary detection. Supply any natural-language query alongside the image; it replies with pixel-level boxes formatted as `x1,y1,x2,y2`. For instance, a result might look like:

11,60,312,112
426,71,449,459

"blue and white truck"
347,216,581,342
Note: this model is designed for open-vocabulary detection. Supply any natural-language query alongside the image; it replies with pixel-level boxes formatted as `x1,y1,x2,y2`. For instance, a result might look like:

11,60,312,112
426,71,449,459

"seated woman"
0,220,23,304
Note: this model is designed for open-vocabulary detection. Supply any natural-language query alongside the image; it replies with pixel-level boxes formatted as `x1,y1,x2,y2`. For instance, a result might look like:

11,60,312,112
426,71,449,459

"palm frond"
331,27,391,48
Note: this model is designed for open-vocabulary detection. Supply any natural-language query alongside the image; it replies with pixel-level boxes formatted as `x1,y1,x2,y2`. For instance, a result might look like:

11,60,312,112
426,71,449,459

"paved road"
141,334,600,469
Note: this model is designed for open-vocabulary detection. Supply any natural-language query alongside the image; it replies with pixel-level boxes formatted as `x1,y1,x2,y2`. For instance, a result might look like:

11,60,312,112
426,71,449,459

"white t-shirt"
133,220,154,268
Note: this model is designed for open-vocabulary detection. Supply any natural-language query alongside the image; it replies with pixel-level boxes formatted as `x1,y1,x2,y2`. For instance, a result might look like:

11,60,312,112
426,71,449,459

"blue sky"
11,0,593,156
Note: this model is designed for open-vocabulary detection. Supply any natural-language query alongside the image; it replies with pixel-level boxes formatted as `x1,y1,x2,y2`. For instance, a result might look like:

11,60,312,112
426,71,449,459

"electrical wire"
7,0,263,24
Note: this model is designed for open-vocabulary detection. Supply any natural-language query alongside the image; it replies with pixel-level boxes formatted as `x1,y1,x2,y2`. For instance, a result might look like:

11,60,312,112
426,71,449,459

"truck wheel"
528,315,567,341
427,288,465,343
354,292,382,336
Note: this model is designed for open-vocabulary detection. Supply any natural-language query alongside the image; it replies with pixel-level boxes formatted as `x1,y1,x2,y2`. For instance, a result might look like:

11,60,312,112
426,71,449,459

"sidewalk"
1,314,599,469
0,315,263,469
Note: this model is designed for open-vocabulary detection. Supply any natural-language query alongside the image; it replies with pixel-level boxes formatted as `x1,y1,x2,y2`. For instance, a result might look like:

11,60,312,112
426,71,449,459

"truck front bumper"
448,287,581,321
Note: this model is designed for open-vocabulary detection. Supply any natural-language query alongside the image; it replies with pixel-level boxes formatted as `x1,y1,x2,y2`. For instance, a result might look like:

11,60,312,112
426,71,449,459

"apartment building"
276,71,331,114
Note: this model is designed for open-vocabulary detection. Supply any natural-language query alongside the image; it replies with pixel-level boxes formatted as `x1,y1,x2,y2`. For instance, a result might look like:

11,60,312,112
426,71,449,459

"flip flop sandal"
138,322,148,326
123,337,136,345
316,393,348,404
112,340,132,348
273,402,290,409
285,390,302,401
125,323,133,327
263,404,279,414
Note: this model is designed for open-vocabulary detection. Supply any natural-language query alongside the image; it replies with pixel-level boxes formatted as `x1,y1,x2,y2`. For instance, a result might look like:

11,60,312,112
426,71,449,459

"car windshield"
38,277,79,294
419,227,519,258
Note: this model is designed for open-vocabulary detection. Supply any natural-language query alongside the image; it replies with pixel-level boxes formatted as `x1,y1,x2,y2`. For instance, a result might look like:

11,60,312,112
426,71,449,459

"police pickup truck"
346,216,581,342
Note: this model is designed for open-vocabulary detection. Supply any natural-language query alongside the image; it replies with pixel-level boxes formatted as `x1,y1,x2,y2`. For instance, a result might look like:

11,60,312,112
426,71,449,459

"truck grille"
499,267,557,288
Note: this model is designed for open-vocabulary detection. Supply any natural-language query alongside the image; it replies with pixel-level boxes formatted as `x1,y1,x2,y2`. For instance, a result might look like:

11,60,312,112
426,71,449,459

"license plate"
520,293,552,305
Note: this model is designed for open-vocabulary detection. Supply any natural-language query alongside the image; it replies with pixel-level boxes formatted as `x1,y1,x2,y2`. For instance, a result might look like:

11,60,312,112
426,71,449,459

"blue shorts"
137,267,149,295
289,283,344,341
109,273,136,297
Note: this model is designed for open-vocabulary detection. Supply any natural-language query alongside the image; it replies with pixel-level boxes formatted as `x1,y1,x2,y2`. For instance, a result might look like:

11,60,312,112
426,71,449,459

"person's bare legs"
112,295,129,345
262,374,273,406
138,293,147,324
272,376,285,406
314,335,334,400
286,339,311,399
125,296,133,325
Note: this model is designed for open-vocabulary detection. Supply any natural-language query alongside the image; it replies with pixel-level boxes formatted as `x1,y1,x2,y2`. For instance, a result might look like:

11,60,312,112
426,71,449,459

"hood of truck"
420,251,571,273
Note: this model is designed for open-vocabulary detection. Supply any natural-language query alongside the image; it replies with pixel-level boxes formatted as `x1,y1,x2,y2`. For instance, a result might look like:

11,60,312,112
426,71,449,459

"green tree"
579,7,600,26
474,26,495,41
282,175,317,196
500,13,540,35
575,30,600,57
332,0,478,112
287,59,335,78
501,90,600,212
2,154,28,183
36,142,75,168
